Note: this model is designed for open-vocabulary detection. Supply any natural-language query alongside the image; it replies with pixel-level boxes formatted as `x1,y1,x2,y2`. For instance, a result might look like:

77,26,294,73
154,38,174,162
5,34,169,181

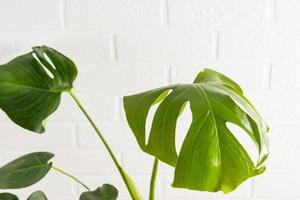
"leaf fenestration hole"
32,53,55,79
145,89,171,145
146,102,159,145
175,101,192,154
226,122,259,162
43,52,56,70
229,95,252,120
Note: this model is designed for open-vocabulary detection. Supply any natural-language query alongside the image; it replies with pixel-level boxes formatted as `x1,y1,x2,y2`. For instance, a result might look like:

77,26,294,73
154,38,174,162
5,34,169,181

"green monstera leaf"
123,68,269,193
0,193,18,200
80,184,118,200
0,152,54,189
0,46,77,133
0,191,48,200
26,191,47,200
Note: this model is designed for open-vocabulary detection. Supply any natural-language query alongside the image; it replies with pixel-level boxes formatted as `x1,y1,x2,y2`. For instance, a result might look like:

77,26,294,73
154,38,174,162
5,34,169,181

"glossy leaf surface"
124,68,269,193
26,191,47,200
0,152,54,189
0,46,77,133
0,193,18,200
80,184,118,200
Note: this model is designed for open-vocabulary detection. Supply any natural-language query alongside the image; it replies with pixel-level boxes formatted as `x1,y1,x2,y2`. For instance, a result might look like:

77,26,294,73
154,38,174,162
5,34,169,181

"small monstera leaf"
0,191,48,200
80,184,118,200
124,68,269,193
0,152,54,189
0,46,77,133
26,191,48,200
0,193,18,200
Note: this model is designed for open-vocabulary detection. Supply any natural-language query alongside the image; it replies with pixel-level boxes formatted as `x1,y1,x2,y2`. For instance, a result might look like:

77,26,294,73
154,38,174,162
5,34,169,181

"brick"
116,28,214,63
0,0,61,30
75,63,168,95
0,34,14,64
246,90,300,121
219,28,266,60
168,0,267,29
65,0,162,30
267,121,300,149
122,150,174,175
51,149,122,174
271,61,300,90
0,123,76,149
171,63,269,91
219,26,300,62
51,93,118,123
253,174,300,197
277,0,300,28
76,123,139,150
267,149,300,175
13,31,113,66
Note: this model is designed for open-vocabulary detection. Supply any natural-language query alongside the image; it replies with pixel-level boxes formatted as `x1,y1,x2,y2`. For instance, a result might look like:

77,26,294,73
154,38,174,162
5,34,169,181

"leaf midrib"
196,85,222,188
0,81,63,93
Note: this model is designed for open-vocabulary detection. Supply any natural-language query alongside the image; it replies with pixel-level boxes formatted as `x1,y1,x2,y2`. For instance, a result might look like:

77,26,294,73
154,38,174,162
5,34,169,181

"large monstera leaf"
124,68,269,193
0,46,77,133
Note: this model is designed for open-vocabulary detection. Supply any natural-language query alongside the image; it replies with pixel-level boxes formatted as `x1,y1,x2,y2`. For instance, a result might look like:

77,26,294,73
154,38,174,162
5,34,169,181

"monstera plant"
0,46,269,200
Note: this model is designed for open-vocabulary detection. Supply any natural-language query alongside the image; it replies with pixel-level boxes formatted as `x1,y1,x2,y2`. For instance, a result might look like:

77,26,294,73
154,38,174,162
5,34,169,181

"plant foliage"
0,152,54,189
0,46,77,133
80,184,118,200
124,68,269,193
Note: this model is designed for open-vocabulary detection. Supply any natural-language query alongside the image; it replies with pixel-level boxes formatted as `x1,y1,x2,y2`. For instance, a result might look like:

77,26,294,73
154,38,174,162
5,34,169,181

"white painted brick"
219,26,300,62
267,121,300,149
0,0,61,30
116,28,214,63
76,123,139,150
271,61,300,90
171,63,268,91
13,31,113,66
50,93,118,123
267,149,300,175
52,149,122,175
65,0,162,30
0,123,75,149
122,150,174,175
246,90,300,121
75,63,168,95
0,34,14,63
277,0,300,28
168,0,267,29
253,174,300,197
218,28,266,60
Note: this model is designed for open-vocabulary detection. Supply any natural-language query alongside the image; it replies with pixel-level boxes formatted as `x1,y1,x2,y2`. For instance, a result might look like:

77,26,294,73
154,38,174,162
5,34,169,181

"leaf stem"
149,158,159,200
68,90,142,200
52,166,90,191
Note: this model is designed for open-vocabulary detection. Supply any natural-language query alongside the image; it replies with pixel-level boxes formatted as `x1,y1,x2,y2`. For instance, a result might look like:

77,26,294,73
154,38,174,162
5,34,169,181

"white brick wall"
0,0,299,199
